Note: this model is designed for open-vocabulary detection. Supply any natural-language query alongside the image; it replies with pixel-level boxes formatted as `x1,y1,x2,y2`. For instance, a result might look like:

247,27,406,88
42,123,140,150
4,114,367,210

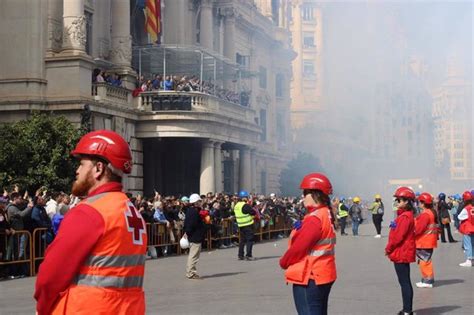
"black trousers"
373,214,383,234
394,263,413,313
440,223,455,242
238,225,254,258
339,217,347,235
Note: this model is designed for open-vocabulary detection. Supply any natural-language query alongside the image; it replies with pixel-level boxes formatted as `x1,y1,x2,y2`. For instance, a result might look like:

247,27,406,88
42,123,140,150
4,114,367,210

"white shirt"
45,199,58,219
458,208,469,221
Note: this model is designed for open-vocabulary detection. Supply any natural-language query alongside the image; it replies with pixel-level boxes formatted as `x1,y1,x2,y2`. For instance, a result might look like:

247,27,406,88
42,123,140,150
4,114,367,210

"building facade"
0,0,294,196
432,58,473,188
288,0,324,129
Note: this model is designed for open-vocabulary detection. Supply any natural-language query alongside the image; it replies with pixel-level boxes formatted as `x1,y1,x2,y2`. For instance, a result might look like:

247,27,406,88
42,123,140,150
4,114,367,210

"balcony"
135,91,260,144
92,82,131,107
139,91,256,124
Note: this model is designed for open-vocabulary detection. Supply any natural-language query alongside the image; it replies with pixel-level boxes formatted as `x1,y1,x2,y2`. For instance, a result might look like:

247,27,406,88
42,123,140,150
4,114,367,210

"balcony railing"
92,82,131,107
139,91,256,123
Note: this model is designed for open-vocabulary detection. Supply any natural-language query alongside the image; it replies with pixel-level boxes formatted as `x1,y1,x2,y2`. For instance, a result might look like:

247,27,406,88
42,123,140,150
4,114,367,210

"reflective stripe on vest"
423,224,438,235
74,274,144,288
234,202,254,227
316,237,336,246
85,254,146,268
309,249,335,256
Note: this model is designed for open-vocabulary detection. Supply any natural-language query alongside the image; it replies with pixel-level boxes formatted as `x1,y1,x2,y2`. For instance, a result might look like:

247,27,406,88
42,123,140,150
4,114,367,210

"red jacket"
385,208,415,263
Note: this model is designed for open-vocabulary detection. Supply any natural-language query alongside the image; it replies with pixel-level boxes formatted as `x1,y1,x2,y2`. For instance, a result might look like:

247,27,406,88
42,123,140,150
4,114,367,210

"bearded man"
34,130,147,315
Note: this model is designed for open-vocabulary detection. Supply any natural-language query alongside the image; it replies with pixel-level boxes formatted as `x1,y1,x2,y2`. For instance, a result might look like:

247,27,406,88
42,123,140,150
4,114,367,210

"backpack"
377,204,384,215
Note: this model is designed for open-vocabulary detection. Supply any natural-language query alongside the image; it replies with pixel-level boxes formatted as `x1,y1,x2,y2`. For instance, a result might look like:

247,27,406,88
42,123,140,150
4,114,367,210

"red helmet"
394,186,415,200
462,191,472,202
299,173,333,195
418,192,433,205
71,130,132,174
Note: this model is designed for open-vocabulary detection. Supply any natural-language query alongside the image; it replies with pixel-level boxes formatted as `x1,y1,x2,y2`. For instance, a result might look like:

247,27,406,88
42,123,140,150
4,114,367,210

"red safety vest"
459,205,474,235
51,192,147,315
415,209,438,249
285,206,337,285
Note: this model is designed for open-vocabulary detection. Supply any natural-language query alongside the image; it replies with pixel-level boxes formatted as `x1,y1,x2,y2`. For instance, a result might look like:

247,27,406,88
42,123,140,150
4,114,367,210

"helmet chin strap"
107,163,124,177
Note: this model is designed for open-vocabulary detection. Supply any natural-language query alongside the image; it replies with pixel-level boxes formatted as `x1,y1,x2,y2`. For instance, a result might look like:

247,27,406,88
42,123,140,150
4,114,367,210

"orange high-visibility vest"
415,209,438,249
285,206,337,285
459,205,474,235
51,192,148,315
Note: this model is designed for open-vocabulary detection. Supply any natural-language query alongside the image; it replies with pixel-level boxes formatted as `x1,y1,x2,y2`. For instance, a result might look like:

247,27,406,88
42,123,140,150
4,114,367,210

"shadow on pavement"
415,305,461,314
255,255,281,261
200,272,246,279
435,279,464,286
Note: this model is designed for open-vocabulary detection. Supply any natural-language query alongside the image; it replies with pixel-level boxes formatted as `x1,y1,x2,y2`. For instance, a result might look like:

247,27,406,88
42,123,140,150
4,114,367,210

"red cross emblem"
125,201,146,245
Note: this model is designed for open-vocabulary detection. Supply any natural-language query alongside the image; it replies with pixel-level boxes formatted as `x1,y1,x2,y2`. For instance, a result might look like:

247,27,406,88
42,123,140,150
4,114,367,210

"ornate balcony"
91,82,131,107
135,91,260,145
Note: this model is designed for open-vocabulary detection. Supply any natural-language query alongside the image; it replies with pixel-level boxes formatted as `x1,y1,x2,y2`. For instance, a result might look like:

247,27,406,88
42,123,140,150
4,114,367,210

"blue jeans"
463,234,474,259
352,219,360,236
293,280,333,315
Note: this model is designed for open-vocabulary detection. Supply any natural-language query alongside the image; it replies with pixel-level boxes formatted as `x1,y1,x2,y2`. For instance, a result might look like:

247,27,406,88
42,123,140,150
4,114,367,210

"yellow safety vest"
338,204,348,218
234,201,254,228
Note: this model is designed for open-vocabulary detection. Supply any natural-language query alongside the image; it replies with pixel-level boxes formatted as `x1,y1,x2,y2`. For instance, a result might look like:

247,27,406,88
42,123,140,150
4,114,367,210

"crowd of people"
91,68,252,107
0,184,299,280
92,68,123,87
135,74,250,106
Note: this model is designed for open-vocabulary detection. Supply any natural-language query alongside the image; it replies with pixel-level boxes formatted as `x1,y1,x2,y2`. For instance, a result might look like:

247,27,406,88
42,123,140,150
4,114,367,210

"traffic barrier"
0,230,33,277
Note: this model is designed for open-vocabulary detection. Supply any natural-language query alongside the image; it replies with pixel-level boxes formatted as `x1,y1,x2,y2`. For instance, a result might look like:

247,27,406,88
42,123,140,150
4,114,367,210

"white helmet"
180,236,190,249
189,193,201,204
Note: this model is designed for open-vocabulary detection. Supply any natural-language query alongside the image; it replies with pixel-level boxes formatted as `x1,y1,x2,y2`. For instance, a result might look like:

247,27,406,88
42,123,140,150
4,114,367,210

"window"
303,32,315,48
277,113,286,146
301,4,315,21
454,151,463,159
260,109,267,141
454,142,463,149
275,73,284,98
236,53,249,69
259,66,267,89
303,60,315,77
85,11,93,55
454,161,464,168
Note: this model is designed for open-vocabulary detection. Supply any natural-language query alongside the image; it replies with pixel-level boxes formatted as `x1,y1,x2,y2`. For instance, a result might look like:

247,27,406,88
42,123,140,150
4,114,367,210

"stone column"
62,0,86,52
239,147,251,192
223,8,235,60
110,0,132,68
199,0,213,51
250,149,256,193
48,0,63,53
214,141,224,193
200,140,216,195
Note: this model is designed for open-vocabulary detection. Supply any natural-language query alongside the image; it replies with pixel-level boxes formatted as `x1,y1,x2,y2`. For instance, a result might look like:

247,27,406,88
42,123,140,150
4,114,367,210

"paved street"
0,223,472,314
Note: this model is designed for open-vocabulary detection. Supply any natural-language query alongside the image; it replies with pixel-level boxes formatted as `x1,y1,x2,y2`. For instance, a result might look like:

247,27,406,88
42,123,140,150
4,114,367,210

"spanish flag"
145,0,160,43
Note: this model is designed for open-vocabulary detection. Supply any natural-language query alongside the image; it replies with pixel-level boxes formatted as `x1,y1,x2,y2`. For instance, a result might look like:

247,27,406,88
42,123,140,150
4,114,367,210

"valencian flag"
145,0,160,43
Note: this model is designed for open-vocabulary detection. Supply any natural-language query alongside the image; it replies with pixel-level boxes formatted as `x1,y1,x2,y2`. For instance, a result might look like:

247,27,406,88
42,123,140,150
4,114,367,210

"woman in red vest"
280,173,336,315
458,191,474,267
385,186,416,315
414,193,438,288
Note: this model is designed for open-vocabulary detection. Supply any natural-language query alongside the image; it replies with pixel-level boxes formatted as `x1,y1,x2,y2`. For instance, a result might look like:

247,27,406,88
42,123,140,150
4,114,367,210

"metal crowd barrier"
1,216,292,279
146,223,181,255
0,230,33,277
32,228,50,275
